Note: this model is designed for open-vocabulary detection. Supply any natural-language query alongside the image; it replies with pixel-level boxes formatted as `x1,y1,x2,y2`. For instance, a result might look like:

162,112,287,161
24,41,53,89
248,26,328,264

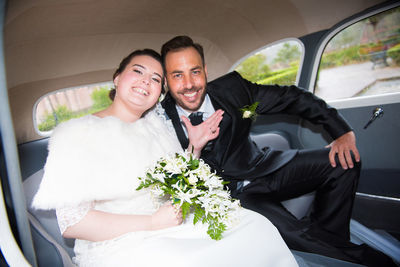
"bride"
32,48,298,267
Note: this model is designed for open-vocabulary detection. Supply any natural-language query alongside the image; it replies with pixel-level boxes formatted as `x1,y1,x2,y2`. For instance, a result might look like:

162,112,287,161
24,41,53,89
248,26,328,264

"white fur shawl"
32,110,182,209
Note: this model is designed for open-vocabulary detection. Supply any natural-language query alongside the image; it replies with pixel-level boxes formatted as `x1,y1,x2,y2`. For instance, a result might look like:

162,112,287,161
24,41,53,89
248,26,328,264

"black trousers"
238,148,396,267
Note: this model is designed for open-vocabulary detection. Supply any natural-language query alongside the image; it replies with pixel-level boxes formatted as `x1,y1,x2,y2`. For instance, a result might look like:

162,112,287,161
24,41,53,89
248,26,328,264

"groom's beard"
174,85,207,112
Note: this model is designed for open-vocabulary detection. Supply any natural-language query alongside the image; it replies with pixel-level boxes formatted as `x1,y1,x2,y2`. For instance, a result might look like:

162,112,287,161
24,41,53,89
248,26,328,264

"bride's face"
114,55,163,113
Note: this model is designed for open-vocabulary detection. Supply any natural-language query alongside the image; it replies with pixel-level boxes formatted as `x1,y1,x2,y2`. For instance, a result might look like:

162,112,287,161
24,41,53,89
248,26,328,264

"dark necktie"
189,112,204,126
188,111,214,152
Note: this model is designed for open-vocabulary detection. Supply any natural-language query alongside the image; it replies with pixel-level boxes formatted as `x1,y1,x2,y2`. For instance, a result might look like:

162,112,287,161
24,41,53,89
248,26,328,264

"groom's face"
164,47,207,112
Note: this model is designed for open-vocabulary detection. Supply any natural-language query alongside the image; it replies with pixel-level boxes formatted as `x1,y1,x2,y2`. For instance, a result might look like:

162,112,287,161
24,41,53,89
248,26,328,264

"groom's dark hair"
161,36,205,67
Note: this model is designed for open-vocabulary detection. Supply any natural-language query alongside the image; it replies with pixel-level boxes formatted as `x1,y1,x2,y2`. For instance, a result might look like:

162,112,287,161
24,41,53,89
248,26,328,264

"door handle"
363,107,384,129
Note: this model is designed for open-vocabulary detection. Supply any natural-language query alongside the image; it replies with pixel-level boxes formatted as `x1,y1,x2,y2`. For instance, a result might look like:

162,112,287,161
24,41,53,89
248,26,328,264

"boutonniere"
239,102,259,121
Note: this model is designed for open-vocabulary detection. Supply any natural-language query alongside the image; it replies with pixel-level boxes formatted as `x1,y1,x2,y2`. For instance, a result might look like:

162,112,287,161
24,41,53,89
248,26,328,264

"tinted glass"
315,7,400,101
35,82,113,134
234,40,303,86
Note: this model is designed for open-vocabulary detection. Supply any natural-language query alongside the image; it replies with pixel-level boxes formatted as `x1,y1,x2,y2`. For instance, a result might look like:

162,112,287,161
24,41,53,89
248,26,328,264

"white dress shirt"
176,94,215,136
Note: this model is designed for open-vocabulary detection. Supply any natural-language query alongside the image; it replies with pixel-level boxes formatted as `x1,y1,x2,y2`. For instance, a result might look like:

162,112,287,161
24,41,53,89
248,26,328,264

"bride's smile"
132,87,149,96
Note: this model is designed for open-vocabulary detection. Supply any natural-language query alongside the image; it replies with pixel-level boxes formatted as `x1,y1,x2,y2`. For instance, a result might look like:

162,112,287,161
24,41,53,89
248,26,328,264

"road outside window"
315,7,400,101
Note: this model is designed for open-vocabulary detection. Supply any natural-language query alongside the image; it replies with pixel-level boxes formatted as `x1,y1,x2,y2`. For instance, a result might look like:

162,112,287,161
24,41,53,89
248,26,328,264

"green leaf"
136,183,145,191
193,205,205,225
172,198,181,205
181,174,190,185
136,178,157,190
207,221,227,240
181,202,191,219
188,157,199,170
247,101,259,112
164,187,176,196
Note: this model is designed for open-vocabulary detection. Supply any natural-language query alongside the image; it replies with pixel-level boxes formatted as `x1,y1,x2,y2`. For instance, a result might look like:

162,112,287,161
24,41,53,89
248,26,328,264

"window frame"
33,81,114,136
229,37,305,87
309,2,400,109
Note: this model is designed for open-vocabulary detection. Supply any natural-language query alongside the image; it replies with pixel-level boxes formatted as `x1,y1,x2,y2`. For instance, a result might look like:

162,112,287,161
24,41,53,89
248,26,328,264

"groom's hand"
182,109,224,156
326,131,360,169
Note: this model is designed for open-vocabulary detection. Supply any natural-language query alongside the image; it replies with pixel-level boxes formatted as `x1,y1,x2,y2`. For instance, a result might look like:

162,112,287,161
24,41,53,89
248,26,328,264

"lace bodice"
55,189,160,234
56,202,94,234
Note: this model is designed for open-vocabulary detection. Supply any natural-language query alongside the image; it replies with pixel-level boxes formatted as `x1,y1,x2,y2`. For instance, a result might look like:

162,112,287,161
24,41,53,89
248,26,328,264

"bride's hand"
182,109,224,157
151,202,182,230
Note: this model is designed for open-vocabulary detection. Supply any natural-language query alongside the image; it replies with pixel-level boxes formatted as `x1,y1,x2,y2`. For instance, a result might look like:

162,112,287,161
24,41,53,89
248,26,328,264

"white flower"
174,186,202,204
188,173,199,185
204,175,224,190
150,184,164,197
152,172,165,183
214,189,230,199
199,196,218,215
164,155,187,174
195,161,212,180
243,110,252,118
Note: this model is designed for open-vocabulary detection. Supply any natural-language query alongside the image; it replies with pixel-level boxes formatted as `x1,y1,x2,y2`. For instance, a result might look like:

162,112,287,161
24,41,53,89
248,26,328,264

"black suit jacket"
162,71,352,183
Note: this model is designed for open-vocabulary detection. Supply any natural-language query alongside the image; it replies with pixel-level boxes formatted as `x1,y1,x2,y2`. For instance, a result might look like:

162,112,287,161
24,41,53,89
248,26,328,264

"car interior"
1,0,399,266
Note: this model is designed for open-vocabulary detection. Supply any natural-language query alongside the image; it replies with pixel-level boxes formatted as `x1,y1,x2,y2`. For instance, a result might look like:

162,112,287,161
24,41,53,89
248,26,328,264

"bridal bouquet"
136,151,241,240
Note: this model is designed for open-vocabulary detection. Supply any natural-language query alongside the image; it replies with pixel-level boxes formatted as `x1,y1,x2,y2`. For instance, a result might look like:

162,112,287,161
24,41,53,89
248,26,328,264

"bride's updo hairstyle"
109,49,164,101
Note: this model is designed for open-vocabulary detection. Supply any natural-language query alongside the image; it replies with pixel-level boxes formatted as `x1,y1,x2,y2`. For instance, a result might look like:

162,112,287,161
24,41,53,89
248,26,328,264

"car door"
306,4,400,237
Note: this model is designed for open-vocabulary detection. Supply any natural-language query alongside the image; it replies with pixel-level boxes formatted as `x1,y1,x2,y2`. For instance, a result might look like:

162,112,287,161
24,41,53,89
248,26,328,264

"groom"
160,35,394,266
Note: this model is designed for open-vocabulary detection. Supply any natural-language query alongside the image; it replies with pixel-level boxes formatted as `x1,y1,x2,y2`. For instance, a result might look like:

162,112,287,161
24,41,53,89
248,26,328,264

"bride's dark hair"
109,49,164,100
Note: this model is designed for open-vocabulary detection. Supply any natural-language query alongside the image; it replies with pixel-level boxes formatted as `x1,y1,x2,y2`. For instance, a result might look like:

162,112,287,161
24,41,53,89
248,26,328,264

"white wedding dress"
33,106,298,267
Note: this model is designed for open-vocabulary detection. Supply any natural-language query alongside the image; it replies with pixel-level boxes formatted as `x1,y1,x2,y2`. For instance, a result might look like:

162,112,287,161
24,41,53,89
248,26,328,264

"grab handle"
363,107,384,129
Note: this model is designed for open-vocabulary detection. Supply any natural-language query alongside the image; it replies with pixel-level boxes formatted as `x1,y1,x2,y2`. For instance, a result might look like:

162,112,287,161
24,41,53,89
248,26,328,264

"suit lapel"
207,85,236,136
209,94,232,135
207,90,236,162
161,94,189,149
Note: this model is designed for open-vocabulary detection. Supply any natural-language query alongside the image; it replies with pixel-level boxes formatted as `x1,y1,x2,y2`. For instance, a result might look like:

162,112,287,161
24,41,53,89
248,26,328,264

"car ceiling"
3,0,386,143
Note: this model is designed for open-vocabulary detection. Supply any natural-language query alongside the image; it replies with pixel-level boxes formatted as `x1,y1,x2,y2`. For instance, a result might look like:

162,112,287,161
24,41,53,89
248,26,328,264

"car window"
314,7,400,101
34,82,113,135
232,39,303,86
